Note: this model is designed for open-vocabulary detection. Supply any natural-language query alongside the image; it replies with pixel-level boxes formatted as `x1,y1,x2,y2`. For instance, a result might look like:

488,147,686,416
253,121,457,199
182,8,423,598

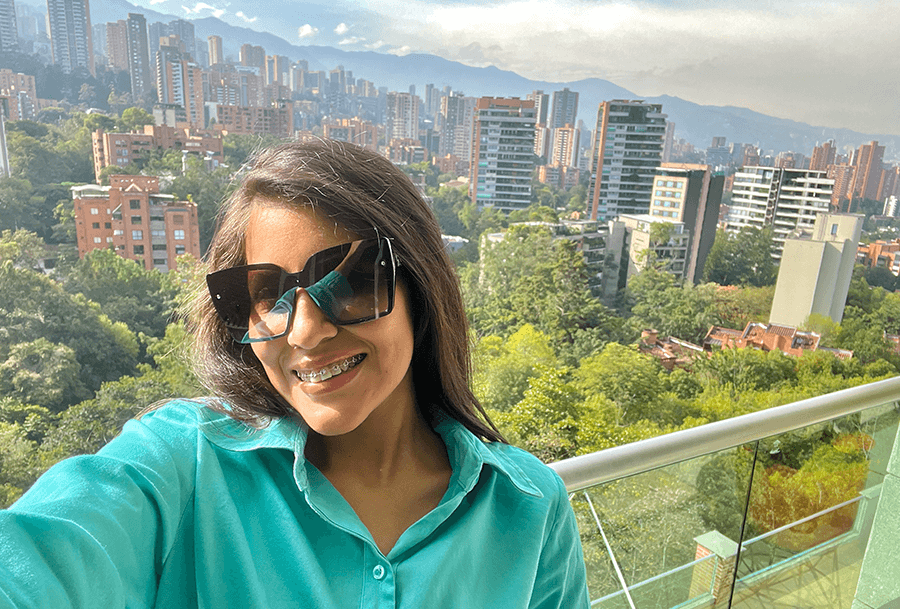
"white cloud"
352,0,900,134
387,45,412,56
365,40,386,50
339,36,365,45
235,11,257,23
298,24,319,39
335,22,349,35
149,0,166,5
181,2,224,17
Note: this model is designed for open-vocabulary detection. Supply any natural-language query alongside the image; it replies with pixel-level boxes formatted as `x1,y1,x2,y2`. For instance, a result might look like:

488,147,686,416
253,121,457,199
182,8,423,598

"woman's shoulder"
482,440,569,500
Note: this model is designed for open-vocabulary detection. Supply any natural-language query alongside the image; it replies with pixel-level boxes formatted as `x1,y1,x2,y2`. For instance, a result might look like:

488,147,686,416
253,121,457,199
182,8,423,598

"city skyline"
107,0,900,137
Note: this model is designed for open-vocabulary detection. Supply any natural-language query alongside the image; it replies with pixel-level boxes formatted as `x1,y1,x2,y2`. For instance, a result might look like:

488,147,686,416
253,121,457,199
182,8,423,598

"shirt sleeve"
0,402,200,609
528,474,590,609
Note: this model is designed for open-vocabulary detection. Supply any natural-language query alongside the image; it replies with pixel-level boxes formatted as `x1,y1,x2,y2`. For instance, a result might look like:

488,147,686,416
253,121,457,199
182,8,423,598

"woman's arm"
0,402,200,609
528,474,590,609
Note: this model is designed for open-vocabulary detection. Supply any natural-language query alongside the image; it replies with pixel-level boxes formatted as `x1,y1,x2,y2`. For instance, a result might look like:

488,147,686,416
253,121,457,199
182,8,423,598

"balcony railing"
550,376,900,608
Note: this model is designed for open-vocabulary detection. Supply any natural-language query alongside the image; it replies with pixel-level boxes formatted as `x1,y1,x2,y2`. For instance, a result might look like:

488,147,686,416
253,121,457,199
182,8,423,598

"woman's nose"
285,288,339,349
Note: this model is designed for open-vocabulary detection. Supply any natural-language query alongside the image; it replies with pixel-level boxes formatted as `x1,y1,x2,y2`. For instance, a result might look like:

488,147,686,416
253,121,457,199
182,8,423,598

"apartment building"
726,166,834,259
651,163,724,283
47,0,94,75
587,100,667,221
72,175,201,271
470,97,536,212
91,124,224,180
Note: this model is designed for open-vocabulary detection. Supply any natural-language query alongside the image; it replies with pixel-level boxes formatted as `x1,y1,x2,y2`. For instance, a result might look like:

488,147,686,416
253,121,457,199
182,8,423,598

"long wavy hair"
188,139,504,442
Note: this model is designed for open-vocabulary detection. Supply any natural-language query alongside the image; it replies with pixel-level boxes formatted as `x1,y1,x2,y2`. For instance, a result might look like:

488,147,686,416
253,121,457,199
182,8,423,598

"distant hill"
68,0,900,155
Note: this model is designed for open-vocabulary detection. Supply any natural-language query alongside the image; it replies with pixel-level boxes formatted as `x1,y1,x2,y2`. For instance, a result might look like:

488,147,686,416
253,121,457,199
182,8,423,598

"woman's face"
245,200,417,437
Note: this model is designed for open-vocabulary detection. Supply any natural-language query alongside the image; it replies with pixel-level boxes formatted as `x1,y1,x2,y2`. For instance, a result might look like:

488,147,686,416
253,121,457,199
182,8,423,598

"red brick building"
72,175,201,271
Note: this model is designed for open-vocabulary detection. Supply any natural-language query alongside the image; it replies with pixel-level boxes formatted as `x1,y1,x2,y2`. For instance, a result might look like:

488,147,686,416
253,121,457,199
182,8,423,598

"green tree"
574,343,666,426
704,227,777,287
493,364,581,462
60,248,177,339
467,224,620,350
0,339,88,413
472,325,558,412
0,262,140,406
0,229,47,270
116,107,154,132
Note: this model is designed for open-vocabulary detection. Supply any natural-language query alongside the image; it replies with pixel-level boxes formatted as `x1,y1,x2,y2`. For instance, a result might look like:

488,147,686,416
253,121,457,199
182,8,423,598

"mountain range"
25,0,900,157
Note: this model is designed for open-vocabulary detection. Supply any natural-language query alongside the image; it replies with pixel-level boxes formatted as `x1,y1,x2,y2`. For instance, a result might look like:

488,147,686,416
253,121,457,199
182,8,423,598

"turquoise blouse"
0,400,589,608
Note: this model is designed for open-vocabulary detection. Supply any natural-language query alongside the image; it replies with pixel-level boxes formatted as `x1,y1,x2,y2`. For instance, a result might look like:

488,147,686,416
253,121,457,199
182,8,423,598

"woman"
0,140,589,607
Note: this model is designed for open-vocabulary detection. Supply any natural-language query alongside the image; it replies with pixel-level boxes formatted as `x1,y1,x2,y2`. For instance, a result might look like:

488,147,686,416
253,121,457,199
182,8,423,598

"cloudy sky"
145,0,900,135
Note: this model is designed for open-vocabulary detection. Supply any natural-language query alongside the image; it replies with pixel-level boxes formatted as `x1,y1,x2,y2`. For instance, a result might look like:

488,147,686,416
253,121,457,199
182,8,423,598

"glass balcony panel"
560,385,900,609
731,403,899,608
574,444,756,607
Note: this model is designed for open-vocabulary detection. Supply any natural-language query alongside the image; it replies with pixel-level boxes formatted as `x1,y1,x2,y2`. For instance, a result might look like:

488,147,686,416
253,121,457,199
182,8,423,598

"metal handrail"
549,375,900,493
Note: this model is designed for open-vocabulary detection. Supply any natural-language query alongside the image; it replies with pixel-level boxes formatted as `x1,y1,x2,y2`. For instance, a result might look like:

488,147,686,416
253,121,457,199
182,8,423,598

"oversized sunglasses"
206,237,397,344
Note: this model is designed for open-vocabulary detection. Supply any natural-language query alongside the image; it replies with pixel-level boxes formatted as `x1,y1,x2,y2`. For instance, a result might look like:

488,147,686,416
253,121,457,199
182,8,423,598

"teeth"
297,354,364,383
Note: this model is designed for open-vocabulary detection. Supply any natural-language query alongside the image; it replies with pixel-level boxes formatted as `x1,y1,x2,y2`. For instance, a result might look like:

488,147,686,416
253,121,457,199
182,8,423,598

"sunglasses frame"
206,236,398,343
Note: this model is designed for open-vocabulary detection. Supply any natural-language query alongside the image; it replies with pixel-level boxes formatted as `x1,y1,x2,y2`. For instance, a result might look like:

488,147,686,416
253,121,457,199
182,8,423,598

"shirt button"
373,565,385,580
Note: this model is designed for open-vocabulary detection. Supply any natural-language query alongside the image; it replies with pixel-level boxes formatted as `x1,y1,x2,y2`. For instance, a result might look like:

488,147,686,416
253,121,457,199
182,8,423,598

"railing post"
692,531,738,606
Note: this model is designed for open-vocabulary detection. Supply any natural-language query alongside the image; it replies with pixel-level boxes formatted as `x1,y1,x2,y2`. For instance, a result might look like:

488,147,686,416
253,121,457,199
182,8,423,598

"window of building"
129,200,141,209
93,237,101,243
174,230,185,240
831,223,838,235
131,215,142,224
113,230,123,236
175,245,186,255
90,207,99,215
132,230,143,240
92,222,100,229
152,244,167,251
150,215,164,222
153,258,167,266
105,222,111,229
133,245,144,255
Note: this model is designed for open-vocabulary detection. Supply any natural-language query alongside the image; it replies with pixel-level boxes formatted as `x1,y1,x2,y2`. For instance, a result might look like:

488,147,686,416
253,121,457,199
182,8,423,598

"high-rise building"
266,55,290,86
769,213,863,327
47,0,95,75
827,164,855,212
438,93,476,165
526,90,549,125
147,21,166,59
207,35,223,66
385,91,419,141
550,124,580,168
0,69,37,120
809,140,837,172
105,20,128,71
878,166,900,202
727,166,834,259
156,37,203,127
126,13,151,103
0,0,19,52
549,88,578,130
240,43,265,69
470,97,536,212
651,163,725,283
587,100,667,221
167,19,194,58
71,175,201,272
852,140,885,201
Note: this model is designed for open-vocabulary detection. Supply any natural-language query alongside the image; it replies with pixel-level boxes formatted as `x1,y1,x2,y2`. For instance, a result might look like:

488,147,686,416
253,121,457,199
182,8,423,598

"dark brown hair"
190,139,504,442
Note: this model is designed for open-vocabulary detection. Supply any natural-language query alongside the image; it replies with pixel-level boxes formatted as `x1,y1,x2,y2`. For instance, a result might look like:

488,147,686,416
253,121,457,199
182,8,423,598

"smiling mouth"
294,354,365,383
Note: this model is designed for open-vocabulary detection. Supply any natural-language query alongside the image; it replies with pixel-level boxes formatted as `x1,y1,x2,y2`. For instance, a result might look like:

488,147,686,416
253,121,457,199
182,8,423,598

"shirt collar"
198,405,542,498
